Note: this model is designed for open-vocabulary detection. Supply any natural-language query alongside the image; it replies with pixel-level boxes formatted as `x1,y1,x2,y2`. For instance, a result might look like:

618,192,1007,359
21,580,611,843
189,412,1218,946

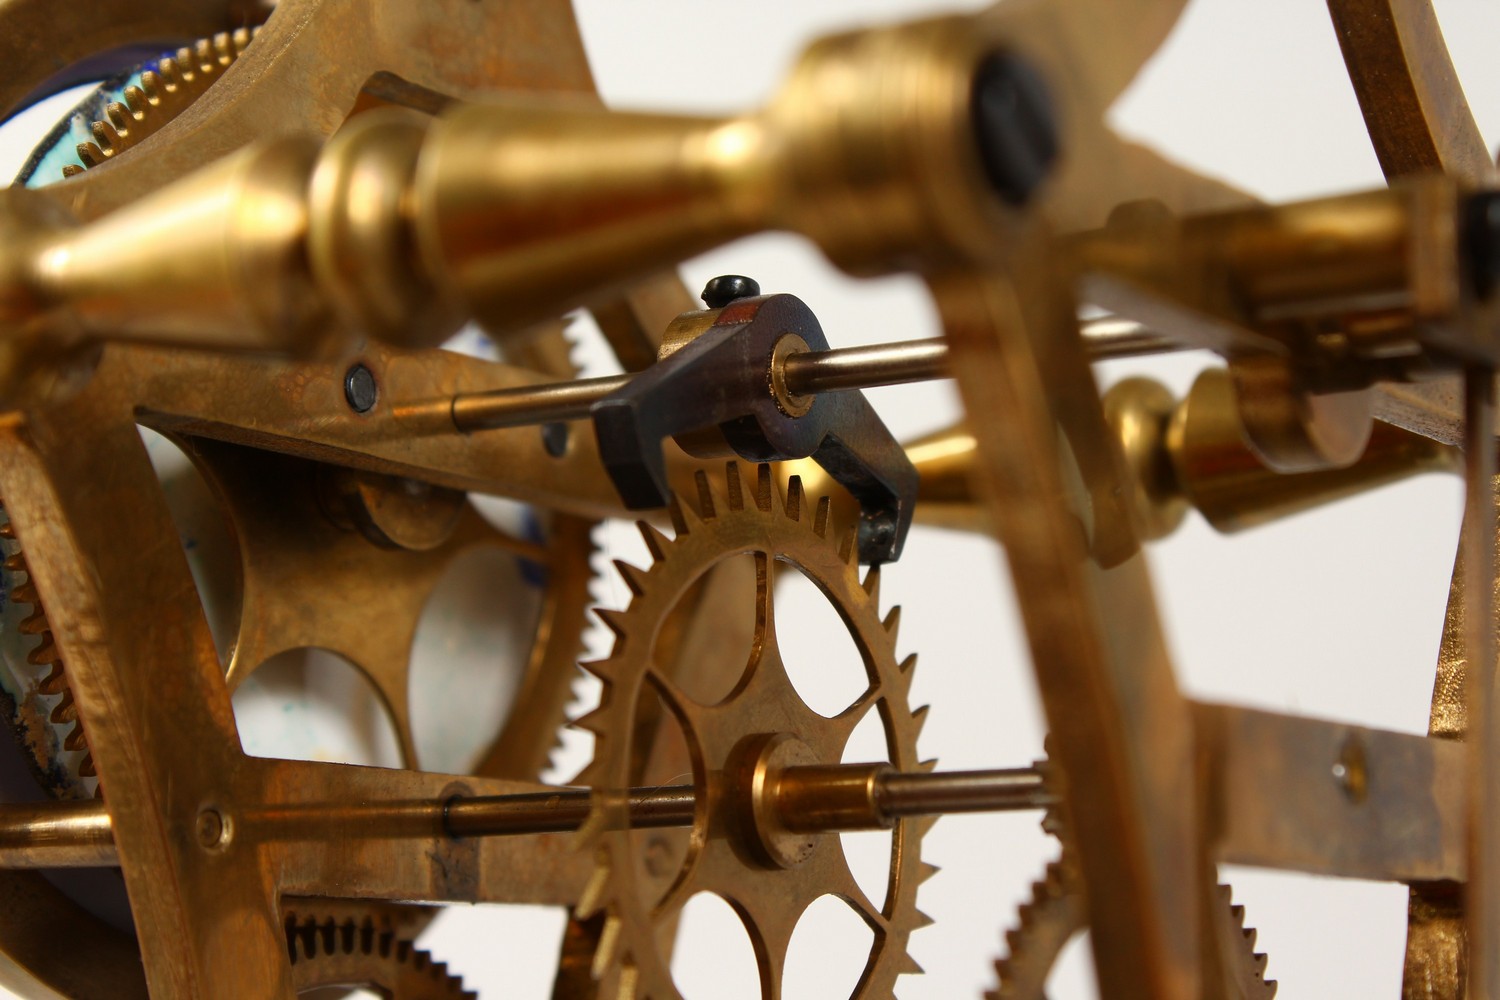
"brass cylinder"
775,763,892,833
0,800,116,869
27,136,330,355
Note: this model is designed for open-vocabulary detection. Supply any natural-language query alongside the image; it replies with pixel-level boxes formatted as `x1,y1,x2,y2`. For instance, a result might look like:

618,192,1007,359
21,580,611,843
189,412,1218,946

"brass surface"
575,467,932,997
0,0,1496,997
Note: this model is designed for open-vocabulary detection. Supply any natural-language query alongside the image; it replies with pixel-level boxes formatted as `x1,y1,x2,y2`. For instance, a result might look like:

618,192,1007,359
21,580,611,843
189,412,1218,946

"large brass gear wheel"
574,464,934,999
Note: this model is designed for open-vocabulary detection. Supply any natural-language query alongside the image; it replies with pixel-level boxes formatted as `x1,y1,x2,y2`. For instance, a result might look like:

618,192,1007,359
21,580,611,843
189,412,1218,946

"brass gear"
0,505,95,793
574,464,934,999
285,910,475,998
988,850,1276,1000
64,28,260,177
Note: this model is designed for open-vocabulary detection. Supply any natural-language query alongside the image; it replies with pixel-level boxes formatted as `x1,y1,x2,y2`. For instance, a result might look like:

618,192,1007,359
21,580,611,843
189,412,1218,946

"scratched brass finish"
2,0,1500,998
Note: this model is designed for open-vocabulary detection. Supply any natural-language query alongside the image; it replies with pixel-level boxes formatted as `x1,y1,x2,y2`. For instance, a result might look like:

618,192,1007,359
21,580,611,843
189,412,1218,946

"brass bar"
0,800,117,869
445,317,1177,433
0,764,1055,868
1197,702,1466,883
1465,364,1500,999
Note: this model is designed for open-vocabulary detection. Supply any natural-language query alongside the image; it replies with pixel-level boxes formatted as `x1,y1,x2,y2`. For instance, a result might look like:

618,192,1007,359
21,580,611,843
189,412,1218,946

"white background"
4,1,1500,997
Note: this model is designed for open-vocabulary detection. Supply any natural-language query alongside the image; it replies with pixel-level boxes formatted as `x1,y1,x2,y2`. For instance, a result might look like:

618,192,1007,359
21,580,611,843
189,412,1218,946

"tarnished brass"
3,0,1500,998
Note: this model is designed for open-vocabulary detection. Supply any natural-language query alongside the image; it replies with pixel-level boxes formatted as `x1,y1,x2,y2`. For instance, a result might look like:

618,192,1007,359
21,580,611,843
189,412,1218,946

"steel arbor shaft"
437,318,1172,433
0,765,1050,869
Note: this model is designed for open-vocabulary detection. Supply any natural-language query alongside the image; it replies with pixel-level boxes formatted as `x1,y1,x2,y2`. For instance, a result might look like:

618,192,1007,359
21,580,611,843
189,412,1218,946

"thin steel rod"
444,786,696,836
0,765,1049,868
877,766,1052,818
1464,364,1500,999
444,317,1181,432
781,339,949,394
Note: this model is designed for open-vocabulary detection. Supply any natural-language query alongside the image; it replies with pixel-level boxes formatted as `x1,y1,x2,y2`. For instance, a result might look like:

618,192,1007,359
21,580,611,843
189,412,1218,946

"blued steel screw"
701,275,761,309
344,363,378,413
971,51,1059,206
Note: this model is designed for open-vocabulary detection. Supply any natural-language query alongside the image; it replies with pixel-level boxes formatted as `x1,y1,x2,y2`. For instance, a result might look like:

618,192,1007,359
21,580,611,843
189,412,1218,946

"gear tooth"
37,662,67,695
919,757,939,773
592,914,625,980
578,658,611,681
60,165,82,178
47,689,74,719
62,722,89,752
667,492,697,534
724,461,744,511
137,70,163,102
883,605,902,643
692,470,717,520
576,857,612,916
5,550,27,572
105,102,134,132
637,521,671,562
571,802,610,848
212,31,235,65
862,564,881,603
232,26,253,51
911,704,930,738
28,635,59,666
78,752,96,778
613,558,650,597
754,464,774,513
160,57,184,88
570,704,611,736
194,38,215,73
918,861,941,885
617,960,641,1000
897,951,925,975
837,528,857,564
0,519,13,540
783,475,804,521
914,908,936,930
122,85,149,113
899,652,918,677
76,142,106,167
91,120,123,152
12,582,40,606
594,607,629,640
571,759,604,786
813,495,832,537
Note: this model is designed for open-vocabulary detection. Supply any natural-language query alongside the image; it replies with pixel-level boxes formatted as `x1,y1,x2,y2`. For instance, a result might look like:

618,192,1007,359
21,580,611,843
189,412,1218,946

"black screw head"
541,421,570,458
1462,192,1500,301
344,364,377,413
971,51,1059,207
701,275,761,309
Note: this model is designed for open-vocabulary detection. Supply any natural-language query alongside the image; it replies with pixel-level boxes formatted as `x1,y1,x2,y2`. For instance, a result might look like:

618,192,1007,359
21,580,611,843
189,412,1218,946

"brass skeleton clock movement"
0,1,1492,997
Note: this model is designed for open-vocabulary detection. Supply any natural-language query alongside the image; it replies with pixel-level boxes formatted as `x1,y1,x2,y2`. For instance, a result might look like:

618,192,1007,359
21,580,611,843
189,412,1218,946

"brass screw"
196,808,226,849
1331,734,1368,805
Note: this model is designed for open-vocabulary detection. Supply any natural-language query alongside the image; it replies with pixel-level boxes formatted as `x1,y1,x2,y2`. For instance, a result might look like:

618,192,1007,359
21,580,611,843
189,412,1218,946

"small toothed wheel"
989,845,1276,1000
285,910,475,998
573,463,935,999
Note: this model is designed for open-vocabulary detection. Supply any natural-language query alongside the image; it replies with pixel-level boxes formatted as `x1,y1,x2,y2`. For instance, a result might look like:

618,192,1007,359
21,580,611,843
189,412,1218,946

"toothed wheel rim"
285,911,475,998
574,463,934,999
988,850,1277,1000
